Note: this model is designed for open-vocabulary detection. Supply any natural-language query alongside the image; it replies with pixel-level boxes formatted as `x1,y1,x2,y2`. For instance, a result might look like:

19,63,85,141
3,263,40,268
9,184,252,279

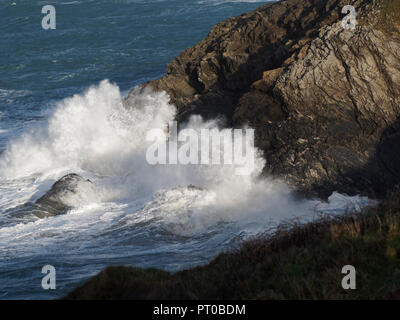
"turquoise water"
0,0,275,300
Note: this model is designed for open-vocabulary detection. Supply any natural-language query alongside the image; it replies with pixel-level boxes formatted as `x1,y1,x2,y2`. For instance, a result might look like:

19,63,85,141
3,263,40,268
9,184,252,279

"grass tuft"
360,0,400,35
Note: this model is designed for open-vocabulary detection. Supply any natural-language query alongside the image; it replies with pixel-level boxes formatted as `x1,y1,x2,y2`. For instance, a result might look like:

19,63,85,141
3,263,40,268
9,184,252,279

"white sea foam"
0,80,371,258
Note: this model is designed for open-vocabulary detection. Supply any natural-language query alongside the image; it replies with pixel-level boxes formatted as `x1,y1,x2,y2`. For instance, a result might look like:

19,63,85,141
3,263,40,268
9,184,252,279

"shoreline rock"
34,173,92,218
126,0,400,199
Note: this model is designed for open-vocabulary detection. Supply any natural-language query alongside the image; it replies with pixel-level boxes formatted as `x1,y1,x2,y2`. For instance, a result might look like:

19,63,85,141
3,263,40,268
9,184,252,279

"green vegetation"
361,0,400,35
65,188,400,300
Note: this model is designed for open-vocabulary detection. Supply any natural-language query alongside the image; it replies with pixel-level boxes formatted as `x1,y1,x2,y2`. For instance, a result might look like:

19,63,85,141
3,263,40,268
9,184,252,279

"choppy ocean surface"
0,0,371,299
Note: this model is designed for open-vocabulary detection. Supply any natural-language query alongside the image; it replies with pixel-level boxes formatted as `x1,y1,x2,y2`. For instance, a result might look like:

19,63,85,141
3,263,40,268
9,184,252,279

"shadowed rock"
34,174,92,218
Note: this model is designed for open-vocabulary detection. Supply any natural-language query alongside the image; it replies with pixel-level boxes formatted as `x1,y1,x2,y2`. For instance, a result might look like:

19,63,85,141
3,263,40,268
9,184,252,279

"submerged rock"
34,173,92,218
187,184,203,191
127,0,400,199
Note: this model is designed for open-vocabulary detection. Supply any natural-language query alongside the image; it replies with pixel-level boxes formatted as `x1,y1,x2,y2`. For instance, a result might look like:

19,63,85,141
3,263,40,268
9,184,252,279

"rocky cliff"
126,0,400,199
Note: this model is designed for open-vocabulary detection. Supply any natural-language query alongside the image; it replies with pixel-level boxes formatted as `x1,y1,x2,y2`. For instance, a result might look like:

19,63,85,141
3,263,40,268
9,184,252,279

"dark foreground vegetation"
65,188,400,300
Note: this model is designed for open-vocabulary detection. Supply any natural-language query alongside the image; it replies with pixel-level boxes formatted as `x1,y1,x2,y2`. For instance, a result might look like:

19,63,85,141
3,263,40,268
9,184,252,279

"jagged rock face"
263,21,400,198
126,0,400,198
34,174,92,218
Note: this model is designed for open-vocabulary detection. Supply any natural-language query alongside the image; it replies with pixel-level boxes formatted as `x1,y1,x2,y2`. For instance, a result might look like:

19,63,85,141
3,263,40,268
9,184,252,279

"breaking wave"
0,80,370,298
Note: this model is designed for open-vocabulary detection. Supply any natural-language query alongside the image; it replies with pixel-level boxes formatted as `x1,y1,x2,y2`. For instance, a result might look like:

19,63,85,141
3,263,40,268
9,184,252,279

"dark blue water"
0,0,275,300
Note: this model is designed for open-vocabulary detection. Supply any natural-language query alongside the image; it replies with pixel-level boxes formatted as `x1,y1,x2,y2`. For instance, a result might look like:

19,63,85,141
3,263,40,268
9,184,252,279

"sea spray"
0,80,371,232
0,80,370,298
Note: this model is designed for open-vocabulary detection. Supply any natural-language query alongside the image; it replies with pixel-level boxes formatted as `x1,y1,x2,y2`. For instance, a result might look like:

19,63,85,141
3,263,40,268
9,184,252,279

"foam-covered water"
0,80,370,299
0,0,371,300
